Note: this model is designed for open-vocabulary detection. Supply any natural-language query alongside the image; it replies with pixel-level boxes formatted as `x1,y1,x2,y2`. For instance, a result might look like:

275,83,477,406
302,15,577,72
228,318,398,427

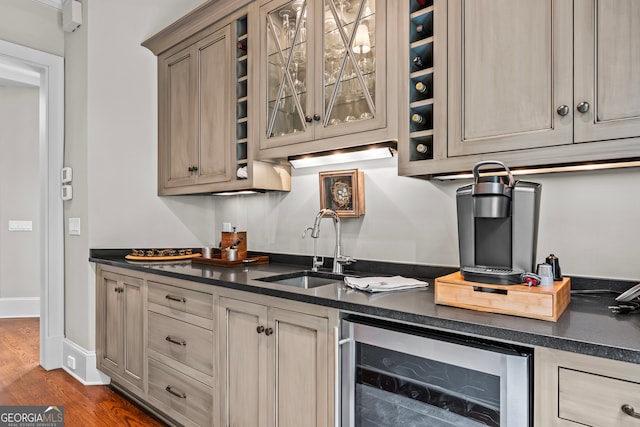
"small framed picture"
319,169,365,217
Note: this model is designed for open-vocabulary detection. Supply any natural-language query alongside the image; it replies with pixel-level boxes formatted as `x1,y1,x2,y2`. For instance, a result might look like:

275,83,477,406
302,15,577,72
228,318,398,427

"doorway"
0,39,64,370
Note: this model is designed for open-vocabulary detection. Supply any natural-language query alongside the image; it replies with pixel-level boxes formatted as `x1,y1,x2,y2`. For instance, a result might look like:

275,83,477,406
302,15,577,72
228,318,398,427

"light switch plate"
62,185,73,201
68,218,81,235
61,167,73,183
8,220,33,231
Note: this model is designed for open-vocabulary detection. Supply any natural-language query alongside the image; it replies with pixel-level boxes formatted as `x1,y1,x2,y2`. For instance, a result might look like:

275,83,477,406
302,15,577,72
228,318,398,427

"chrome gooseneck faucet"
303,208,356,274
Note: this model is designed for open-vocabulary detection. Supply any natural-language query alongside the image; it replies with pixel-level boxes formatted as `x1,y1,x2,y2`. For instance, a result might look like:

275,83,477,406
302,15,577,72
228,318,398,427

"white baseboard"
0,297,40,318
62,339,110,385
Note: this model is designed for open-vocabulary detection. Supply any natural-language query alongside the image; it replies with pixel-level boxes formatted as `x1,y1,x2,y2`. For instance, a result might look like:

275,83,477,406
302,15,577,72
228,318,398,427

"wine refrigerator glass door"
341,319,531,426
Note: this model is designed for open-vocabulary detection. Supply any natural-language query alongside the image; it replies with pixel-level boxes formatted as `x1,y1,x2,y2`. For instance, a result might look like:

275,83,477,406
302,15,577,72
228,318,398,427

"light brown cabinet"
399,0,640,177
159,25,233,192
535,346,640,426
146,278,215,427
257,0,397,159
218,291,337,427
96,266,144,393
144,3,291,196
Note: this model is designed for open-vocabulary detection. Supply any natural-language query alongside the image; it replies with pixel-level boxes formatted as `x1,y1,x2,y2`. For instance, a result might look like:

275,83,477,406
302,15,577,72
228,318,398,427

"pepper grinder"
545,254,562,281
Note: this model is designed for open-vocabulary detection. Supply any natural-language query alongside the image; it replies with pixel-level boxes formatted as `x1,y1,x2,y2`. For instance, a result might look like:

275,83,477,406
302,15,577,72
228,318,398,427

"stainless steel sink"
257,271,344,289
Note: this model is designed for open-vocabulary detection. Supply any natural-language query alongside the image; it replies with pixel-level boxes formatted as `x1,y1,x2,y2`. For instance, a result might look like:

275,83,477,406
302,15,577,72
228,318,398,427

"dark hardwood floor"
0,317,166,426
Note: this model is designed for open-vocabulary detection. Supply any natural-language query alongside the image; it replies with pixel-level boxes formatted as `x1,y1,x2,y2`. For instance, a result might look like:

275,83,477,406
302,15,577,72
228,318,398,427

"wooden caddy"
434,271,571,322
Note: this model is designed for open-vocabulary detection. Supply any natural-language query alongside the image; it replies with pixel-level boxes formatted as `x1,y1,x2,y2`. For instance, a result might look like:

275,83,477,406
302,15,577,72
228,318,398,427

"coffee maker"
456,161,541,285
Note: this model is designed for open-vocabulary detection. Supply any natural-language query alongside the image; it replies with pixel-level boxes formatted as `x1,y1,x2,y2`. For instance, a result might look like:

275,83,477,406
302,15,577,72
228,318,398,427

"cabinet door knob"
576,101,590,113
165,385,187,399
305,116,313,123
256,325,265,334
313,114,321,122
622,404,640,419
165,335,187,346
264,327,274,336
188,166,194,172
556,105,569,116
192,166,198,172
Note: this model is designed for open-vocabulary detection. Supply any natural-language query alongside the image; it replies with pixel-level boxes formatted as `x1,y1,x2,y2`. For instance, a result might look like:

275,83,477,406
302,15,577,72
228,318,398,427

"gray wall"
0,86,40,298
212,158,640,281
64,0,210,351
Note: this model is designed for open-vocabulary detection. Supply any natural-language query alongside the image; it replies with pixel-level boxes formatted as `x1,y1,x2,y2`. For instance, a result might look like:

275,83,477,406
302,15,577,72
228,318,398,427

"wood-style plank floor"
0,317,166,426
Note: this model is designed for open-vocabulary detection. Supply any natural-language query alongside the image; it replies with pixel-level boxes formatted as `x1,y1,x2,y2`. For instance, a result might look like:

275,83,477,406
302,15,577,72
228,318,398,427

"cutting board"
125,253,202,261
191,254,269,267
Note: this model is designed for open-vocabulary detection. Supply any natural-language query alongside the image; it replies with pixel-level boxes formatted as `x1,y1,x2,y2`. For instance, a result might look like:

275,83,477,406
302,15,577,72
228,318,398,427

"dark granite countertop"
90,250,640,364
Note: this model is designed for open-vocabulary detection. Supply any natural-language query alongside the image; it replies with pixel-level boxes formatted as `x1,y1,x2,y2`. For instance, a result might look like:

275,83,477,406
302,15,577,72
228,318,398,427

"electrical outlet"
66,355,76,370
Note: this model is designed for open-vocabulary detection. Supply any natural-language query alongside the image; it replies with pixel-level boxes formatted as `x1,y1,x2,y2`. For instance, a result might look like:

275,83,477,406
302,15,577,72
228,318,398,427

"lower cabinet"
96,266,144,393
146,278,215,427
535,346,640,426
96,266,338,427
218,291,338,427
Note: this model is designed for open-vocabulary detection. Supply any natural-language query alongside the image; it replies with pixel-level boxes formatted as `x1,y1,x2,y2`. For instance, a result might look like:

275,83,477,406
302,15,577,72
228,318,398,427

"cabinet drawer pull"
165,294,186,303
165,335,187,346
622,404,640,419
165,385,187,399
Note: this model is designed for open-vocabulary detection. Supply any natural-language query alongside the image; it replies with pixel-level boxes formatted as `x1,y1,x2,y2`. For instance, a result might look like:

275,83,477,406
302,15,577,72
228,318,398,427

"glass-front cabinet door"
260,0,387,151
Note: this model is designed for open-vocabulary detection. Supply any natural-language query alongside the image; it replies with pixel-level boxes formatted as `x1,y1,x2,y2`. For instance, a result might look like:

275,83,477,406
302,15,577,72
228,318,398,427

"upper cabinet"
399,0,640,178
574,0,640,143
143,2,291,196
160,25,234,191
257,0,397,159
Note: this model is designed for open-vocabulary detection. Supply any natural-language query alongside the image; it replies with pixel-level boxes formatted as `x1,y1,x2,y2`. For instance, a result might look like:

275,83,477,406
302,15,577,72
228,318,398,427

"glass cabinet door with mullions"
260,0,386,149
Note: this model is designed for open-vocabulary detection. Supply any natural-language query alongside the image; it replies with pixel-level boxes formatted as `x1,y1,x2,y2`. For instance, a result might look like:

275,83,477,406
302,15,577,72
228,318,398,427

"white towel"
344,276,429,293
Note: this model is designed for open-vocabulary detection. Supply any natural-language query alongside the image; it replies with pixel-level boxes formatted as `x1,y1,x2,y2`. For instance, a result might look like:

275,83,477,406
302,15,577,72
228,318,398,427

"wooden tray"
125,253,202,261
434,271,571,322
191,255,269,267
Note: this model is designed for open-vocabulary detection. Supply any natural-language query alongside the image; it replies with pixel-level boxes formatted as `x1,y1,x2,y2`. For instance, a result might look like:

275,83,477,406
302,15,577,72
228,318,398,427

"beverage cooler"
340,317,532,426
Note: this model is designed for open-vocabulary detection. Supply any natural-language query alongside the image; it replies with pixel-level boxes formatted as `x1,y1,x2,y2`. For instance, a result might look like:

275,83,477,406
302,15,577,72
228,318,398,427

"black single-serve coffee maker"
456,161,541,285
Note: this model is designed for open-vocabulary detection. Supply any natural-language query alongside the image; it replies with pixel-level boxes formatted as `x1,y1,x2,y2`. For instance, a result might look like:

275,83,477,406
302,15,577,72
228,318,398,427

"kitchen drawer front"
559,367,640,426
148,312,214,376
148,280,213,319
148,358,214,427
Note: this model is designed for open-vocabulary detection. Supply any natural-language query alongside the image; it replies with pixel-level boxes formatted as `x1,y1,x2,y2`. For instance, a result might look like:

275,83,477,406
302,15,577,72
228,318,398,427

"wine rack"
408,0,434,162
235,15,249,180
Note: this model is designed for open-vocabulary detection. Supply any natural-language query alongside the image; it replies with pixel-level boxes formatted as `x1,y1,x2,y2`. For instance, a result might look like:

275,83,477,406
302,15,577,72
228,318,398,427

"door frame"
0,39,65,370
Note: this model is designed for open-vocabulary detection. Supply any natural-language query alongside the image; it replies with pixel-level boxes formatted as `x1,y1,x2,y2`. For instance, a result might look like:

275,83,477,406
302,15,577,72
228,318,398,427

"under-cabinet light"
212,190,262,196
432,159,640,180
288,142,396,168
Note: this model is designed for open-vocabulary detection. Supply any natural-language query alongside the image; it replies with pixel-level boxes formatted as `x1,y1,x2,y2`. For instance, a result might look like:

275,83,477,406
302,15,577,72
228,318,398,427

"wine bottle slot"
415,24,427,36
416,143,429,154
415,81,428,94
411,113,427,125
412,56,424,69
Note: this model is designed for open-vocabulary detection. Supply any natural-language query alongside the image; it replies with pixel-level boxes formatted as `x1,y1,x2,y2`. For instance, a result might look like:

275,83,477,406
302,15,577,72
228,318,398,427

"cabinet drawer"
148,312,214,376
148,281,213,319
148,359,213,427
559,367,640,426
